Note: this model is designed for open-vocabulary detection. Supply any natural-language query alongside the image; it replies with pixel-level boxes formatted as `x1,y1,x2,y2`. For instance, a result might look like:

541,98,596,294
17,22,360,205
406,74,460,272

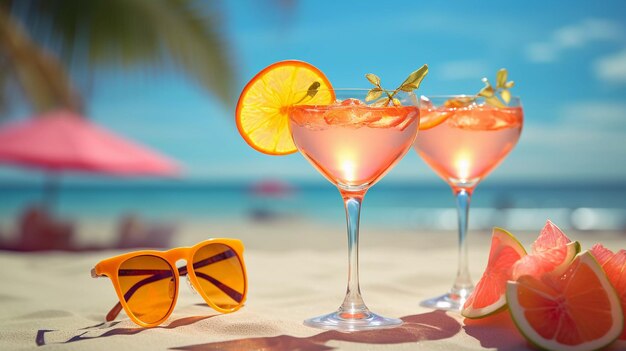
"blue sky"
3,0,626,184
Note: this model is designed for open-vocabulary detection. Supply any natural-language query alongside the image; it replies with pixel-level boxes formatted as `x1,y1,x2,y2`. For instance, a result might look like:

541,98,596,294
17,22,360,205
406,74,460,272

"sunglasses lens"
192,243,245,310
118,255,176,324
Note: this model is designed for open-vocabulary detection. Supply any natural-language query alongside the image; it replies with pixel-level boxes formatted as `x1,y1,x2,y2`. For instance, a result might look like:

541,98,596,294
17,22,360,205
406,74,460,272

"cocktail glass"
288,89,420,331
414,95,523,311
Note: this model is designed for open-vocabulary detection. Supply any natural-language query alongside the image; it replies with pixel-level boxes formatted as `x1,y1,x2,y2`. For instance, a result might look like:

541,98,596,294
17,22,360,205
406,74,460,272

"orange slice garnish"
417,96,454,131
418,109,453,130
235,60,335,155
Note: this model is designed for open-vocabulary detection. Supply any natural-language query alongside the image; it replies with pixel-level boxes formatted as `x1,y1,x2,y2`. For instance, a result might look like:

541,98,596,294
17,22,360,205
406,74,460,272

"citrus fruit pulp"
236,60,335,155
590,243,615,266
463,220,579,319
512,220,580,279
591,244,626,340
507,251,624,351
462,227,527,318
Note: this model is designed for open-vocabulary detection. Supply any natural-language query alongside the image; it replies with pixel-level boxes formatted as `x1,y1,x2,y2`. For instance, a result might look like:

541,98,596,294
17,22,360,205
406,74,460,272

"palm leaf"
20,0,234,103
0,4,81,113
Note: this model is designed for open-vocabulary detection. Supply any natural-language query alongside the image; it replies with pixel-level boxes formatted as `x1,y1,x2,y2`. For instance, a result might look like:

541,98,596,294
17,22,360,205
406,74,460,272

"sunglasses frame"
91,238,247,327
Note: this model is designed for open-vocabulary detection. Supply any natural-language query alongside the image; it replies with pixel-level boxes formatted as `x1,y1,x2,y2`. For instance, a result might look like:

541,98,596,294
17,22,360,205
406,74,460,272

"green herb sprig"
445,68,515,108
476,68,515,108
364,64,429,107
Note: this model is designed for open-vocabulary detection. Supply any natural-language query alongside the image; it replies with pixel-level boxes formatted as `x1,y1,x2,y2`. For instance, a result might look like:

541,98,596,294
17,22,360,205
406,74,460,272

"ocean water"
1,181,625,232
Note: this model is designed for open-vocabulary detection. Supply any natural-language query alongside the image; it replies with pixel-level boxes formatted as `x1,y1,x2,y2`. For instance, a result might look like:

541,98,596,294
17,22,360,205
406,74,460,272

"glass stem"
452,188,473,298
339,191,369,316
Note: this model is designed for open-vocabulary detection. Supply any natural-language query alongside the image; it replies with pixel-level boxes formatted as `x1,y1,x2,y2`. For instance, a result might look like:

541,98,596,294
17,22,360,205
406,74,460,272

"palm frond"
20,0,234,103
0,5,81,113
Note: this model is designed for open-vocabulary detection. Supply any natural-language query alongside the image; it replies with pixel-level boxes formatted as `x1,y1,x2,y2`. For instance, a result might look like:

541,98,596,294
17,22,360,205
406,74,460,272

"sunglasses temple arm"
191,250,244,302
90,267,119,321
195,272,244,303
106,303,123,322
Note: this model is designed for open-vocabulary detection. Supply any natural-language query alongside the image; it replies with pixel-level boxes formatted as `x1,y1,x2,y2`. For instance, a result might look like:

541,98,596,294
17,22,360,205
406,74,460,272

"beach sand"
0,218,625,350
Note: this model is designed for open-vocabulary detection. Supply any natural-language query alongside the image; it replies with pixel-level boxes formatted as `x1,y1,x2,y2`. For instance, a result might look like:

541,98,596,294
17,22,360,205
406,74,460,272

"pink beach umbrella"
0,109,180,207
250,179,294,198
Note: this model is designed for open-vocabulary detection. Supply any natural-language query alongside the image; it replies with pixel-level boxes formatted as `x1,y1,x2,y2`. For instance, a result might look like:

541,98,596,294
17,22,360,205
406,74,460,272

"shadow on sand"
171,310,460,351
463,310,528,350
36,315,216,346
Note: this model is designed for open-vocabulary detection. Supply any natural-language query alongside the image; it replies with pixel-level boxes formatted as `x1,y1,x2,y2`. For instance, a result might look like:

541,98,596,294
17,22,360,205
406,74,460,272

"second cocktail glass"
414,95,523,311
288,89,420,331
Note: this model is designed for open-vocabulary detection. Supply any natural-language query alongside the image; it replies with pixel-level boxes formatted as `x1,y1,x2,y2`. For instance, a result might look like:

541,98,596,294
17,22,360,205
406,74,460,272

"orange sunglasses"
91,238,247,327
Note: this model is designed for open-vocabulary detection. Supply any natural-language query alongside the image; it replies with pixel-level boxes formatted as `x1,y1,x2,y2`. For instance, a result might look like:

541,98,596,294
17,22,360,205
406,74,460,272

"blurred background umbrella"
250,179,294,198
0,109,180,209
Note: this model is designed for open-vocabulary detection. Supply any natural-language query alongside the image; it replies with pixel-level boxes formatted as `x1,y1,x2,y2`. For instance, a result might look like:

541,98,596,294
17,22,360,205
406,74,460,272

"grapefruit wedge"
462,228,527,318
512,220,580,279
590,243,615,266
507,251,624,351
591,244,626,340
463,221,579,319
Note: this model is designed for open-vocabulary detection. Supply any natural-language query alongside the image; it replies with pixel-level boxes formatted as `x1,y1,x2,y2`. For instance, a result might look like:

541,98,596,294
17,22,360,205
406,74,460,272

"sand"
0,218,625,350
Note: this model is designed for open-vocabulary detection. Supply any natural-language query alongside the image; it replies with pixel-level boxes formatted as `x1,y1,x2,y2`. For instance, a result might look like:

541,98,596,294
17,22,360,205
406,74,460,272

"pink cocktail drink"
235,60,429,331
416,104,523,189
414,96,523,311
290,101,419,190
288,91,420,331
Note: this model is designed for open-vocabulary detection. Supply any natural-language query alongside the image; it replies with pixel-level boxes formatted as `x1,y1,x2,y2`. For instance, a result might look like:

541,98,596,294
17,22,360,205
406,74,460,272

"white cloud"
438,60,489,80
594,50,626,83
559,101,626,128
514,126,626,180
526,43,558,63
512,100,626,180
525,18,623,63
554,19,620,48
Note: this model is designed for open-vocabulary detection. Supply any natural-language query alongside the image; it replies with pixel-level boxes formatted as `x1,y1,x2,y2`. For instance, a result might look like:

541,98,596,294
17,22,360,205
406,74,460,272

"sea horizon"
1,179,625,232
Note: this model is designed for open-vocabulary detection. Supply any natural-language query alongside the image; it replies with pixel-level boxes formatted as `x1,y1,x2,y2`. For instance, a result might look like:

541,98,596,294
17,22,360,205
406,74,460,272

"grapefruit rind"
235,60,335,155
506,251,624,351
461,227,527,319
552,241,581,276
594,247,626,340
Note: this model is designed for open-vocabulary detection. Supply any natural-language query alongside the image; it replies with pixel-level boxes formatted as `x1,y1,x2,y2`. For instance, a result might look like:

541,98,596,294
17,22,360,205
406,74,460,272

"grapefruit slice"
590,243,615,266
512,241,580,280
532,219,571,251
512,220,580,279
462,228,527,318
235,60,335,155
507,251,624,351
591,244,626,340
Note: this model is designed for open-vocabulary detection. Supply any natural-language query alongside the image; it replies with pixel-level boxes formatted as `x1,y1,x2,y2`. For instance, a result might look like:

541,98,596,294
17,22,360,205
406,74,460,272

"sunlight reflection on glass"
455,154,471,182
341,159,357,182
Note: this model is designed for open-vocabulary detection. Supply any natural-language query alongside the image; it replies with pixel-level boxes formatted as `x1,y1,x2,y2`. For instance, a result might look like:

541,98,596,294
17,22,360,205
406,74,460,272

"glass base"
420,288,472,311
304,310,402,332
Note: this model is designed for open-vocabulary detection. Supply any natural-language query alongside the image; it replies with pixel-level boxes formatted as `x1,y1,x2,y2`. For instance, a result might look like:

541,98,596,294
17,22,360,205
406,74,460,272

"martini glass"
414,95,523,311
288,89,420,331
